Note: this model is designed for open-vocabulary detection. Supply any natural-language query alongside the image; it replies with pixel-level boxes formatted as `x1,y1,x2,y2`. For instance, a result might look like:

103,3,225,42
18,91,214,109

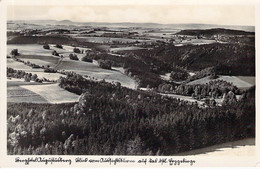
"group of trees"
13,58,41,69
7,67,56,82
7,67,42,83
43,44,50,49
98,59,112,69
7,73,255,155
175,80,240,99
44,67,57,73
52,50,59,57
157,79,240,104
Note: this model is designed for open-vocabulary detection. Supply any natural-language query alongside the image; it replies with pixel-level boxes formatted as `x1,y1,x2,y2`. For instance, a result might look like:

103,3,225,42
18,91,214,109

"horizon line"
7,19,255,27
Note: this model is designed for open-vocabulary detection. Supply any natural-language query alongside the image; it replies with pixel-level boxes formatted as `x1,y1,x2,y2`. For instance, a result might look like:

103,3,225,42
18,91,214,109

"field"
8,44,54,56
7,78,79,103
187,75,255,89
8,86,48,103
7,78,46,86
7,58,35,70
21,83,79,103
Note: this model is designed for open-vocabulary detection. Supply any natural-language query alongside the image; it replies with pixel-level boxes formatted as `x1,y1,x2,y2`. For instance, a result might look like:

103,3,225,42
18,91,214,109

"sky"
7,5,255,26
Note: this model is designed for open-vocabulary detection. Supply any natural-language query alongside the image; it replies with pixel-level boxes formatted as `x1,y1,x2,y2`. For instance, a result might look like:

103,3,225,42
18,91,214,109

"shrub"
43,44,50,49
55,44,63,49
52,50,59,56
11,49,19,56
44,68,57,73
69,54,79,60
170,71,188,81
73,47,81,53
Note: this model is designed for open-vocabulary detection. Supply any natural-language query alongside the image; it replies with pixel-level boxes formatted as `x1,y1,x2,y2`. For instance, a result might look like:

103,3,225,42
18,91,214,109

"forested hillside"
127,43,255,76
7,74,255,155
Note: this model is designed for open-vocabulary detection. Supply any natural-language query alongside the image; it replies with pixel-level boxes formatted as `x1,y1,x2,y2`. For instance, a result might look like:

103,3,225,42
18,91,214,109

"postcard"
0,0,259,168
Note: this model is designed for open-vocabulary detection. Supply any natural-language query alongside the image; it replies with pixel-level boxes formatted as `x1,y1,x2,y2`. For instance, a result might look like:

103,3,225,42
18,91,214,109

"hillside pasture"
8,51,137,88
8,44,53,56
7,57,64,81
21,83,79,104
7,58,34,71
187,75,255,89
56,59,137,89
110,46,144,52
20,58,57,68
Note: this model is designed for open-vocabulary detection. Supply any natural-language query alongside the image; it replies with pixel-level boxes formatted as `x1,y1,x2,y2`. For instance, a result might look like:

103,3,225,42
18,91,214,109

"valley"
6,20,255,156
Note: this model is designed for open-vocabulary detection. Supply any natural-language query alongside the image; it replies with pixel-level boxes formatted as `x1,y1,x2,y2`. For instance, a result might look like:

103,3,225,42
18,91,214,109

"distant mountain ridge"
175,28,255,36
57,20,74,24
7,20,255,32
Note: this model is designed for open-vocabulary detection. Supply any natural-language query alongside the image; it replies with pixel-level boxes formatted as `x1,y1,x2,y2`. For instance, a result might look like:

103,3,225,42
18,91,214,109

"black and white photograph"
0,0,259,167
